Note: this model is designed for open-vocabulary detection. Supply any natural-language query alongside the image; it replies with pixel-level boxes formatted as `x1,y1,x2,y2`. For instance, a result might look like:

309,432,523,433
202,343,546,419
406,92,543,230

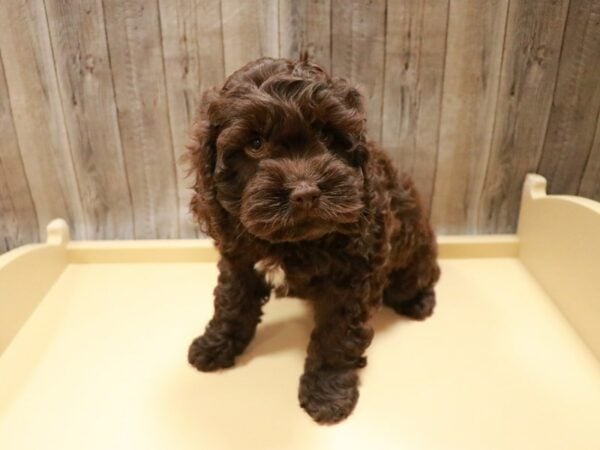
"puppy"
186,56,440,424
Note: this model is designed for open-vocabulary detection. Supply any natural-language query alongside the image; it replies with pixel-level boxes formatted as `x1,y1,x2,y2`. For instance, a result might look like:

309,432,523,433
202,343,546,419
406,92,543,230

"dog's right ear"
190,88,220,175
186,87,224,238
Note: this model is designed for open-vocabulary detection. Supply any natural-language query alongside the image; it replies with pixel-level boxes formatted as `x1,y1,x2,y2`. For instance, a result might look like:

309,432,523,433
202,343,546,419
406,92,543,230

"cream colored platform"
1,174,599,450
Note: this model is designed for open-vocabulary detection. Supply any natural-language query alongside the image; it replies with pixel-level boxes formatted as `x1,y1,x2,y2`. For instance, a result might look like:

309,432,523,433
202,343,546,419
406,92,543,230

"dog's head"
189,57,369,243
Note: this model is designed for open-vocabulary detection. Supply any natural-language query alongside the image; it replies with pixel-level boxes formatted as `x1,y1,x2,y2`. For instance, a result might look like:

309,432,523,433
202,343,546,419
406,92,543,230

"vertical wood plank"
279,0,331,69
258,0,280,57
279,0,306,60
330,0,352,77
0,52,39,253
221,0,262,75
350,0,386,142
158,0,225,238
303,0,331,70
0,0,85,239
430,0,509,234
537,1,600,196
103,0,179,238
331,0,386,141
45,0,134,239
381,0,449,215
478,0,570,233
579,117,600,200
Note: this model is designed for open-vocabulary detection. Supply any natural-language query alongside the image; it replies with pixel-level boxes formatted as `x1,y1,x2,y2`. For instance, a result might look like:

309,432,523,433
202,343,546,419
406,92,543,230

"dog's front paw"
298,369,359,424
188,333,237,372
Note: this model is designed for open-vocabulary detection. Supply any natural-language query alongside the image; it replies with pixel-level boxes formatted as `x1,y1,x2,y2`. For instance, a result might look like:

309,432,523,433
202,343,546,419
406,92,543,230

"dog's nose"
290,182,321,209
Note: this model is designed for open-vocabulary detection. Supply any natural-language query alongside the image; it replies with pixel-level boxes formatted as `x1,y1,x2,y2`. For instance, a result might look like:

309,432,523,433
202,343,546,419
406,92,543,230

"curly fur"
186,57,440,424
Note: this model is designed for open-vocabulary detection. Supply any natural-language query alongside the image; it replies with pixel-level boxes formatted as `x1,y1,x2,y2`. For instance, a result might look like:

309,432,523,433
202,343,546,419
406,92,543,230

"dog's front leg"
188,256,270,371
299,285,374,424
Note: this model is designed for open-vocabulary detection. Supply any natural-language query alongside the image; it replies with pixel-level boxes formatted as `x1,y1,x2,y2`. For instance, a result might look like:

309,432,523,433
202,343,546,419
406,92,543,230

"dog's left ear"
331,78,365,117
330,78,369,168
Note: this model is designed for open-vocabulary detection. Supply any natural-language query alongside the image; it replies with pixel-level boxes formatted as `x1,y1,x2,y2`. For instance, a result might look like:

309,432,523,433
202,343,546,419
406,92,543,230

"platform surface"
0,258,599,450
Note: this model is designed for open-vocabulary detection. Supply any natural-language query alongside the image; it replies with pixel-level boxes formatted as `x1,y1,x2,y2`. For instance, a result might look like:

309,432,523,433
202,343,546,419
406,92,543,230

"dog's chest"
254,247,328,295
255,259,286,286
253,243,358,299
254,259,289,296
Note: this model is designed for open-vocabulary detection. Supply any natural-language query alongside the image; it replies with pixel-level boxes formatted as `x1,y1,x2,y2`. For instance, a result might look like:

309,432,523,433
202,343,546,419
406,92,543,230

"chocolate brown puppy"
186,56,440,424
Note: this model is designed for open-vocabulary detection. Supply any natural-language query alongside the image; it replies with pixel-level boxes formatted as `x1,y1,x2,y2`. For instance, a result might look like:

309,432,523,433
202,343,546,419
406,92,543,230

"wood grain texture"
303,0,331,70
579,116,600,200
258,0,280,57
331,0,386,141
330,0,352,77
0,52,39,253
279,0,305,60
478,0,570,233
0,0,85,239
279,0,331,70
4,0,600,253
221,0,262,75
103,0,179,239
158,0,225,238
45,0,134,239
381,0,449,215
537,0,600,196
431,0,509,234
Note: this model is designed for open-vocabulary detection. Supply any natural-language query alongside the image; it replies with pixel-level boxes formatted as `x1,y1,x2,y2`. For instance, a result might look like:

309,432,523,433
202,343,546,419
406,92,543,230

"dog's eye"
249,137,262,150
245,136,267,158
318,129,335,146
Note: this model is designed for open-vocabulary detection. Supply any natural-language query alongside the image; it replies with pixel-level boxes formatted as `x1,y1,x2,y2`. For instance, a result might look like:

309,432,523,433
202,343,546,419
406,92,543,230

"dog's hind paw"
299,369,359,424
386,289,436,321
397,290,436,320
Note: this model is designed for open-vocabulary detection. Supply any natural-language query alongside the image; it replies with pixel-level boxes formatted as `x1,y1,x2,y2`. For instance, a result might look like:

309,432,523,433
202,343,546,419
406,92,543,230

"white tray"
0,174,598,450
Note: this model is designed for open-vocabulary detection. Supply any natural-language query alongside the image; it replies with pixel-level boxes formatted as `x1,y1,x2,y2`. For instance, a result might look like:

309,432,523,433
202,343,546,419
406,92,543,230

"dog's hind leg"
383,246,440,321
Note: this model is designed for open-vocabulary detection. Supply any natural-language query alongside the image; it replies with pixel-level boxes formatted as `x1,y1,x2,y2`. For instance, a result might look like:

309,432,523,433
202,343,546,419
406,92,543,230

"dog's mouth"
238,155,364,243
240,206,359,243
240,189,363,243
258,219,335,242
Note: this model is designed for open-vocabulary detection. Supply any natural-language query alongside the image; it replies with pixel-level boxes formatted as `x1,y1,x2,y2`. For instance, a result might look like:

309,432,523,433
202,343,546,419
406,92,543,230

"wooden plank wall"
1,0,600,251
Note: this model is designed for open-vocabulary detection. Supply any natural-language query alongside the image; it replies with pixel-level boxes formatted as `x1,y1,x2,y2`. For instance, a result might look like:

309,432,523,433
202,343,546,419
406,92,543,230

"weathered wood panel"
537,1,600,196
103,0,179,238
431,0,509,234
1,0,600,254
279,0,304,60
330,0,352,77
331,0,386,141
279,0,331,70
259,0,280,58
158,0,225,238
302,0,331,71
0,0,85,239
45,0,134,239
381,0,449,215
221,0,263,75
579,117,600,200
478,0,570,233
0,51,39,253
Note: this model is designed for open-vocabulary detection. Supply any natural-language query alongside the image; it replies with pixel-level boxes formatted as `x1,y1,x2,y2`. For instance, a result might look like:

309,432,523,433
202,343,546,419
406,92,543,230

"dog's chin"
243,219,340,243
240,194,363,243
